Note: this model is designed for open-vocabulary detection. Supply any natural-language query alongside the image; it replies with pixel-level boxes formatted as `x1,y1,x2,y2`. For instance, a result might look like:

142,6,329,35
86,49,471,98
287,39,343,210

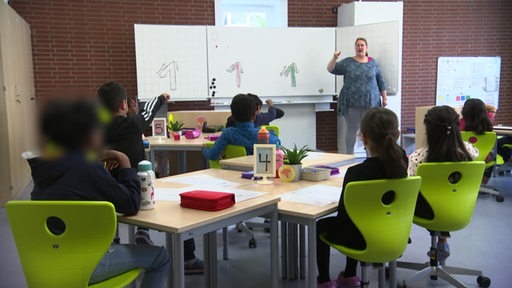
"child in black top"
28,100,169,287
316,108,408,288
225,94,284,128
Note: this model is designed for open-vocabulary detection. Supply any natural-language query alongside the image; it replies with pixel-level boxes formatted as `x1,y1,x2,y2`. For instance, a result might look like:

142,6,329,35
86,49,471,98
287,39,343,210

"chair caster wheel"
248,238,257,248
496,195,504,202
477,276,491,287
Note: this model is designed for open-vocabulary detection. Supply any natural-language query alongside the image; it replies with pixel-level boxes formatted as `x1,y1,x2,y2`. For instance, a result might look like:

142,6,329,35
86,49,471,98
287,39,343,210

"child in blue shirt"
204,94,280,160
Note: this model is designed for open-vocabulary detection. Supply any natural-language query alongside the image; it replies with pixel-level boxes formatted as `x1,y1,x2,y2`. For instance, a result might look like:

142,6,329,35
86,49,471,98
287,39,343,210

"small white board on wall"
336,21,400,96
436,56,501,108
207,26,336,99
134,24,208,101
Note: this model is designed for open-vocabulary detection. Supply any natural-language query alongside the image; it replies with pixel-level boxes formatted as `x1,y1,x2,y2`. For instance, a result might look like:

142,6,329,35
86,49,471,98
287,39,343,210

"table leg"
172,233,185,288
128,225,136,244
307,219,317,288
165,233,174,288
179,151,187,174
299,224,306,279
222,227,229,260
204,232,218,288
287,223,298,279
281,221,288,279
270,209,279,288
150,149,156,167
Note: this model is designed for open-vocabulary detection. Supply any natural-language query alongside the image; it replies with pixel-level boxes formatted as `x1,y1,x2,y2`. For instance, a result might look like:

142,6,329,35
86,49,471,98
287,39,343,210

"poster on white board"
436,56,501,108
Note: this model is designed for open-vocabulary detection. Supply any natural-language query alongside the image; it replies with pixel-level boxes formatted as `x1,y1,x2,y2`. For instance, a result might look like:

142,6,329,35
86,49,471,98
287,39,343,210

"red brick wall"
10,0,512,151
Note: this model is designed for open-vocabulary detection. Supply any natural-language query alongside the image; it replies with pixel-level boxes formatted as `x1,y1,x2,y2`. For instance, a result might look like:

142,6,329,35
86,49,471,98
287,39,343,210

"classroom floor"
1,176,512,288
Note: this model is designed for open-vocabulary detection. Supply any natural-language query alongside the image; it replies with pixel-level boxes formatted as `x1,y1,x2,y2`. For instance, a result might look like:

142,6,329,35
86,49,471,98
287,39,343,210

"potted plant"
168,120,184,140
282,144,309,182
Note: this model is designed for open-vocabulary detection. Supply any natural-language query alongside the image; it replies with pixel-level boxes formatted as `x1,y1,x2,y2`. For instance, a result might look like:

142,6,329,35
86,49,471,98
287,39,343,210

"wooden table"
146,133,219,173
220,151,355,171
118,169,280,288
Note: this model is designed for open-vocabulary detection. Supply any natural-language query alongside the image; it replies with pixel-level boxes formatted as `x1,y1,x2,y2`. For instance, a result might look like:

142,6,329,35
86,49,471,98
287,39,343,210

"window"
215,0,288,27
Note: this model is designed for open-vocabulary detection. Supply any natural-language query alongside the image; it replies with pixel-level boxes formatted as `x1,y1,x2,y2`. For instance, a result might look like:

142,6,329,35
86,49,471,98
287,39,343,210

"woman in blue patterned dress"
327,37,388,154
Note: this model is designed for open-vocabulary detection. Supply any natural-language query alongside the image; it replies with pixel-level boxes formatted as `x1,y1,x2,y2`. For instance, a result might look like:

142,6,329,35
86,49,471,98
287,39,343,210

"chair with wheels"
460,131,504,202
320,177,422,288
261,125,280,137
397,161,491,288
6,201,141,288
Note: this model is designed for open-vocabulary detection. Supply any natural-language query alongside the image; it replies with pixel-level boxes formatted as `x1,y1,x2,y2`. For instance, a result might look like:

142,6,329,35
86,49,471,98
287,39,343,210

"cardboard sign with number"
253,144,276,182
152,118,167,137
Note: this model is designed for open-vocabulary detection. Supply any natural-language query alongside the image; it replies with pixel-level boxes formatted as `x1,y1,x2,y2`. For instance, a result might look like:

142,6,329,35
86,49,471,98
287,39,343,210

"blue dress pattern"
331,57,386,116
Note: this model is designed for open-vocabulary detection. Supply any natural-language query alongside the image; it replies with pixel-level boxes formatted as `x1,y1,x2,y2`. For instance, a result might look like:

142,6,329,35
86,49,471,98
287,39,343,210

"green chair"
6,201,141,288
460,131,504,202
320,177,422,288
261,125,280,137
204,142,247,169
397,162,491,288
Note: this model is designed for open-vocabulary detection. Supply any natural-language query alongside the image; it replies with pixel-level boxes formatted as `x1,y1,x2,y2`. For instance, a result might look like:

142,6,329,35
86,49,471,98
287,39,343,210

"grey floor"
2,176,512,288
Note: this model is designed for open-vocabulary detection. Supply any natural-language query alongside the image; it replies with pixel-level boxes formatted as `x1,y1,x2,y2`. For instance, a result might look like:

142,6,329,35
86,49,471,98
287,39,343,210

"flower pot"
289,164,302,182
171,131,182,140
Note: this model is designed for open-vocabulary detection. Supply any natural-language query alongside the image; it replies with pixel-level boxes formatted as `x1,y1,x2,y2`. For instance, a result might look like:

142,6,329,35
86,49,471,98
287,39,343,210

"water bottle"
258,127,270,144
137,160,156,210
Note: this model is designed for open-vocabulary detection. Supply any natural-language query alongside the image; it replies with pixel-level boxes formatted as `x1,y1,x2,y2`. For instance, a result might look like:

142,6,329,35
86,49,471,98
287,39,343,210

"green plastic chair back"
460,131,496,162
204,142,247,169
6,201,141,288
261,125,280,137
320,177,421,263
414,161,486,232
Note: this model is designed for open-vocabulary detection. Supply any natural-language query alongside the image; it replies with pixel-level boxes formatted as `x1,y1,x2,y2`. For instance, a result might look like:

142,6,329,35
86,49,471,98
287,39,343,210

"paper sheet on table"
160,174,238,188
155,186,266,202
304,151,324,160
280,184,341,206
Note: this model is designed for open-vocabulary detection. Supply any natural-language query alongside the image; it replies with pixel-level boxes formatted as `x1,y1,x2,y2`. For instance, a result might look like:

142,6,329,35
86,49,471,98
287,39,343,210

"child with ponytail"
408,105,478,263
316,108,407,288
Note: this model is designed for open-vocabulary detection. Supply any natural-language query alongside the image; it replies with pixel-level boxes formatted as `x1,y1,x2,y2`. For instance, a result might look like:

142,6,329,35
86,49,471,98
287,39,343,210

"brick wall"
10,0,512,151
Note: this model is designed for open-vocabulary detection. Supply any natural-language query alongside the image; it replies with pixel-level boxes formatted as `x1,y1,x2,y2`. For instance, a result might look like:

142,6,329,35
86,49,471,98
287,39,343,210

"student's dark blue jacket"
29,152,141,215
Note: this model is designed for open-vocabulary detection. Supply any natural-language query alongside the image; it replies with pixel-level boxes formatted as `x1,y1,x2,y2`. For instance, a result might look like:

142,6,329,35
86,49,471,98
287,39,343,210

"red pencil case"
179,190,235,211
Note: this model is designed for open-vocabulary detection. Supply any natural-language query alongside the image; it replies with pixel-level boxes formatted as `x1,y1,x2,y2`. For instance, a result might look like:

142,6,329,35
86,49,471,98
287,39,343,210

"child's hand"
161,93,171,102
100,150,131,169
265,99,273,107
333,51,341,59
128,98,138,114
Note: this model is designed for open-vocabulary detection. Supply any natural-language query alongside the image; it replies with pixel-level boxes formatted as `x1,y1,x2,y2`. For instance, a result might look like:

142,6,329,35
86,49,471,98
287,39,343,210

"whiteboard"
436,57,501,108
336,21,400,95
207,26,336,98
134,24,208,100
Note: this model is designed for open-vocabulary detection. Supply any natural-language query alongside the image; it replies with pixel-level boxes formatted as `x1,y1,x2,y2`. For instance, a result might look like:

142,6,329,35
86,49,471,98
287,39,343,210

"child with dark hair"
28,100,169,288
460,98,495,134
408,105,478,263
460,98,495,182
316,108,407,288
225,93,285,128
98,81,204,274
204,94,280,160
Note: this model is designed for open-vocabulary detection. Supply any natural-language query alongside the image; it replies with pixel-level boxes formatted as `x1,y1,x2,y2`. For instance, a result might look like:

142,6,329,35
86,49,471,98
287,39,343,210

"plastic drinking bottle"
137,160,156,210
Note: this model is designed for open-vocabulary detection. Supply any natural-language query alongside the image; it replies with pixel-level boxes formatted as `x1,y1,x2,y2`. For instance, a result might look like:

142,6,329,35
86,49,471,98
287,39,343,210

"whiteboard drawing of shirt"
227,61,243,88
156,61,179,91
280,62,299,87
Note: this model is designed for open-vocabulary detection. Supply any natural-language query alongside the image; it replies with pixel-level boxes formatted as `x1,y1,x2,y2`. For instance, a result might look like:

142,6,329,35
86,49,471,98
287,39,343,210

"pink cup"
173,133,181,141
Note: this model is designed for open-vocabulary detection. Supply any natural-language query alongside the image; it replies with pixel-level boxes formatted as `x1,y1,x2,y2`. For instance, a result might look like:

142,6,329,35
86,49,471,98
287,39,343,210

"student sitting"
28,100,169,288
459,98,495,183
497,136,512,172
98,81,204,274
316,108,407,288
225,94,285,128
409,106,478,263
204,94,280,160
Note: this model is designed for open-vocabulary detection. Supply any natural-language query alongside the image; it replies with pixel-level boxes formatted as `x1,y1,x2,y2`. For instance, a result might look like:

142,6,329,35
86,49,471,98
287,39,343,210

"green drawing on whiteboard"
280,62,298,87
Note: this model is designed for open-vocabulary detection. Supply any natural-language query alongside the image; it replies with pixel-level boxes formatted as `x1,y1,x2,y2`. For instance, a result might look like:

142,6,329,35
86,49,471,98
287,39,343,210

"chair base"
480,184,504,202
397,232,490,288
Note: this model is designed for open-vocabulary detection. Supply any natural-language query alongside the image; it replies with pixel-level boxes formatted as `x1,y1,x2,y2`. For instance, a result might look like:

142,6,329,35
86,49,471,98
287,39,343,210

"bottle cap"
258,127,269,134
138,160,152,172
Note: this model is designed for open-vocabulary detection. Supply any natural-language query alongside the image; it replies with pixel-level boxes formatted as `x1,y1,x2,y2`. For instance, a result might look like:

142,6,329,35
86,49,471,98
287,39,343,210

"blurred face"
354,40,367,58
86,128,103,152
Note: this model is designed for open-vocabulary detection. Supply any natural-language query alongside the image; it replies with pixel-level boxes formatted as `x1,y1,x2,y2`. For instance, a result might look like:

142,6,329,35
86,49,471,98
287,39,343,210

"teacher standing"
327,37,387,154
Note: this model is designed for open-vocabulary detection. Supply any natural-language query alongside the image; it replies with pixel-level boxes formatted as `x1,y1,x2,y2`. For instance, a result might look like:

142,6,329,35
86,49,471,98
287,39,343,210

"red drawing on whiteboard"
227,61,243,88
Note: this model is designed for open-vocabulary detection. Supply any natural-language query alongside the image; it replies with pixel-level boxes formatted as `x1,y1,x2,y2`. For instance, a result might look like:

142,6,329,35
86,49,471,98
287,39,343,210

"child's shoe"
134,229,154,245
427,242,450,263
317,280,337,288
336,272,361,288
